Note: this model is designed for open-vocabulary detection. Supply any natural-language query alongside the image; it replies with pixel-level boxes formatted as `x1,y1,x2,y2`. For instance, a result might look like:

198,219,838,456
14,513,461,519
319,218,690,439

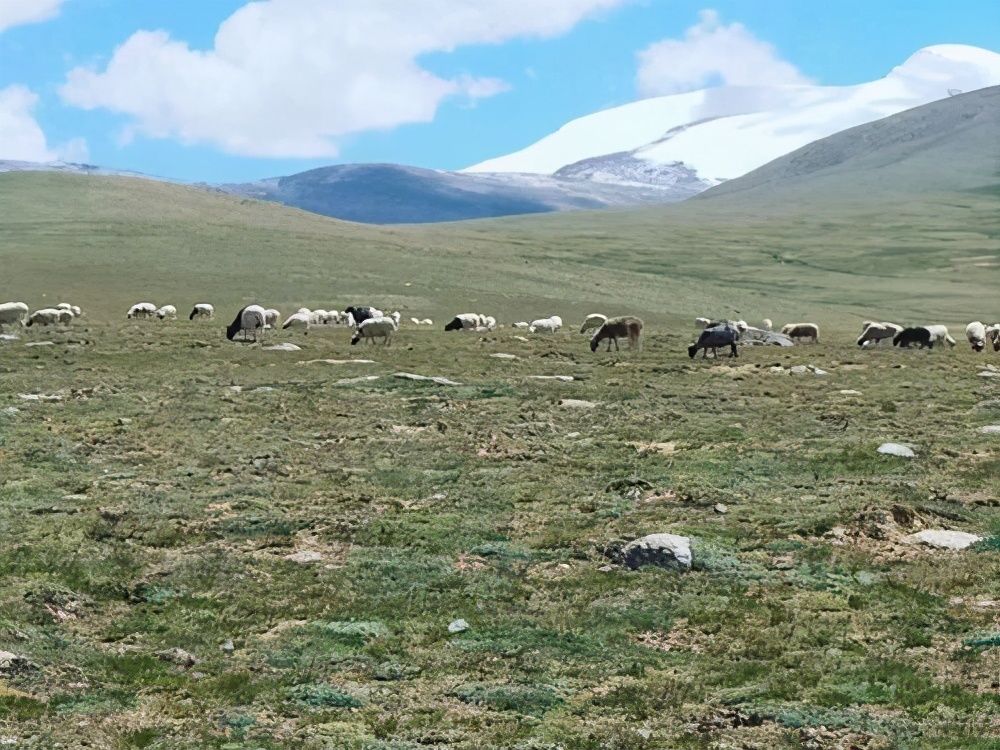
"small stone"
490,353,518,360
566,432,581,439
904,529,981,550
559,398,597,409
117,417,132,426
622,533,692,571
285,550,323,564
394,372,462,386
529,375,574,382
448,619,470,633
808,365,828,376
979,426,1000,435
0,651,34,675
263,343,301,351
24,341,55,347
155,647,197,667
2,407,19,415
62,494,88,502
978,370,1000,378
878,442,915,458
220,639,235,654
598,564,615,572
839,389,862,395
713,503,728,514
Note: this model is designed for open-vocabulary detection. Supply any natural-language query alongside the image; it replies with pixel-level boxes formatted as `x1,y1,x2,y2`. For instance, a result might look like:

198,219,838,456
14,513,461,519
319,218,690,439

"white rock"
559,398,597,409
334,375,382,385
300,359,375,365
24,341,55,347
264,343,301,351
978,370,1000,378
394,372,462,386
904,529,981,550
877,443,915,458
285,550,323,564
839,390,862,395
789,365,808,374
448,619,470,633
512,336,529,342
529,375,574,382
807,365,828,376
0,334,19,342
978,425,1000,435
622,533,692,571
490,353,518,360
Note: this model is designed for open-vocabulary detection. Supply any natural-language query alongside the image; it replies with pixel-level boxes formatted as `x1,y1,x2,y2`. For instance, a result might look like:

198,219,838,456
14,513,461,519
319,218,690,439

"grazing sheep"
27,308,65,327
580,313,608,334
780,323,820,343
529,315,562,333
281,311,311,334
482,315,496,331
762,318,773,331
857,323,896,347
56,303,79,317
155,305,177,320
262,308,281,329
966,322,987,352
689,324,740,359
390,311,402,327
986,324,1000,352
695,317,712,328
127,302,156,319
0,302,29,330
924,325,956,348
420,318,433,326
226,305,267,342
351,316,397,346
343,306,381,328
893,327,932,348
445,313,480,331
189,303,214,320
590,316,643,352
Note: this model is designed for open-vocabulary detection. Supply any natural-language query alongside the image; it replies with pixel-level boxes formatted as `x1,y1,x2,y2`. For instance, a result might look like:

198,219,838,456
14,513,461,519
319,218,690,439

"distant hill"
216,162,708,224
696,85,1000,206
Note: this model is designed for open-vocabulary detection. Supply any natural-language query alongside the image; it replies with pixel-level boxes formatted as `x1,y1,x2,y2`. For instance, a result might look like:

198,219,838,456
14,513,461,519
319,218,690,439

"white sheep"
781,323,820,343
282,311,311,334
529,315,562,333
390,311,402,327
482,315,496,331
226,305,267,342
127,302,156,319
27,308,66,327
579,314,607,334
986,324,1000,352
445,313,481,331
263,308,281,329
925,324,956,348
695,317,712,328
189,303,214,320
761,318,773,331
0,302,29,330
857,322,899,347
352,316,397,346
966,322,987,352
155,305,177,320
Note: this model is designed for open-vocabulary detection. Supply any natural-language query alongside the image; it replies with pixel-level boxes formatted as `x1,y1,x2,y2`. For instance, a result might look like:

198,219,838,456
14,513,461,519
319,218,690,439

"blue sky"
0,0,997,182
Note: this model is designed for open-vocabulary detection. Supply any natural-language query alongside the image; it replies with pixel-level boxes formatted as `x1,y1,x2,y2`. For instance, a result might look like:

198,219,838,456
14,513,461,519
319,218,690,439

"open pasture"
0,319,997,748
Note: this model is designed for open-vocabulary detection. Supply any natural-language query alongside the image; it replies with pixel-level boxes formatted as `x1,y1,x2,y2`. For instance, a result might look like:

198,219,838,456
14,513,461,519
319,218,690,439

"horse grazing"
590,316,643,352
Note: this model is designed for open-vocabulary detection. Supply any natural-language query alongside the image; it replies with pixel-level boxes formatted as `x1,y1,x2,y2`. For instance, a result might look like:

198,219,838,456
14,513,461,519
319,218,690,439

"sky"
0,0,997,182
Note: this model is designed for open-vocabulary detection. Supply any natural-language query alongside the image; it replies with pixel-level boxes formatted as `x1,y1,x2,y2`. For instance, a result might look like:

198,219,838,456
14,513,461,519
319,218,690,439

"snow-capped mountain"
466,45,1000,185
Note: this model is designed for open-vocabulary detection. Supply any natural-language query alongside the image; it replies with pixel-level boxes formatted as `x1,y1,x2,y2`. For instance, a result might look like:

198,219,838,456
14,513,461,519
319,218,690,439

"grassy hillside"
2,166,998,329
0,323,997,747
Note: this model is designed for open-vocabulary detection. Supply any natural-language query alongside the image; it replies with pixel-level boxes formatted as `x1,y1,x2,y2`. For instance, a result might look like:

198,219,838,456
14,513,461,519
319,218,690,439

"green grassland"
0,171,998,747
0,319,998,748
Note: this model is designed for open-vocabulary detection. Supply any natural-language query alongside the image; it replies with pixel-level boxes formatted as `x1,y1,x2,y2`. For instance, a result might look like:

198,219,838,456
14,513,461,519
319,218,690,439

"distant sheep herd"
0,300,996,358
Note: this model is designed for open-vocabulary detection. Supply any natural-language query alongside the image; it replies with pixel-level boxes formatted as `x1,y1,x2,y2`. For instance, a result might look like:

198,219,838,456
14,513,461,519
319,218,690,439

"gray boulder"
622,533,692,571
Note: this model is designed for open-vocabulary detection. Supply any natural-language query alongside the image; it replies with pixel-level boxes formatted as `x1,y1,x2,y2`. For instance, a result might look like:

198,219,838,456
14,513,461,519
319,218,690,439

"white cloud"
0,0,64,33
0,85,88,163
636,9,810,97
60,0,627,158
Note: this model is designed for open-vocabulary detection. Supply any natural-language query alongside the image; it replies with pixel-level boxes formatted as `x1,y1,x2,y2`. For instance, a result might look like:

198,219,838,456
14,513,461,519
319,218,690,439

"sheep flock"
1,300,996,360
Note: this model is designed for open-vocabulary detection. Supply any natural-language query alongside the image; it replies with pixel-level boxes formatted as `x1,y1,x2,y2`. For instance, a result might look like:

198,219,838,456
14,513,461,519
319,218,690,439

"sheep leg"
613,338,620,351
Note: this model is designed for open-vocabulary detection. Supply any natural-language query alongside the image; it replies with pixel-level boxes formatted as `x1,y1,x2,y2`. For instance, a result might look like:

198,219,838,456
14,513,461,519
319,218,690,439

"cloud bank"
61,0,627,158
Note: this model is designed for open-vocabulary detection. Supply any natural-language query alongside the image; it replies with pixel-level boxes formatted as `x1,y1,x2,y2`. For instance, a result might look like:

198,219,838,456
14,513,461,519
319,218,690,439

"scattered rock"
979,426,1000,435
904,529,981,550
24,341,55,347
155,647,198,668
300,358,375,365
116,417,132,426
285,550,323,564
263,343,301,352
220,639,235,654
18,393,63,402
839,389,862,395
512,335,529,342
0,334,19,342
978,370,1000,378
714,503,728,514
559,398,597,409
62,494,88,502
808,365,828,376
334,375,381,385
622,533,692,572
633,441,677,456
877,442,915,458
597,564,615,573
2,407,19,416
528,375,574,382
0,651,34,675
789,365,808,375
391,425,428,435
226,385,243,393
394,372,462,386
489,353,518,360
448,619,470,634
